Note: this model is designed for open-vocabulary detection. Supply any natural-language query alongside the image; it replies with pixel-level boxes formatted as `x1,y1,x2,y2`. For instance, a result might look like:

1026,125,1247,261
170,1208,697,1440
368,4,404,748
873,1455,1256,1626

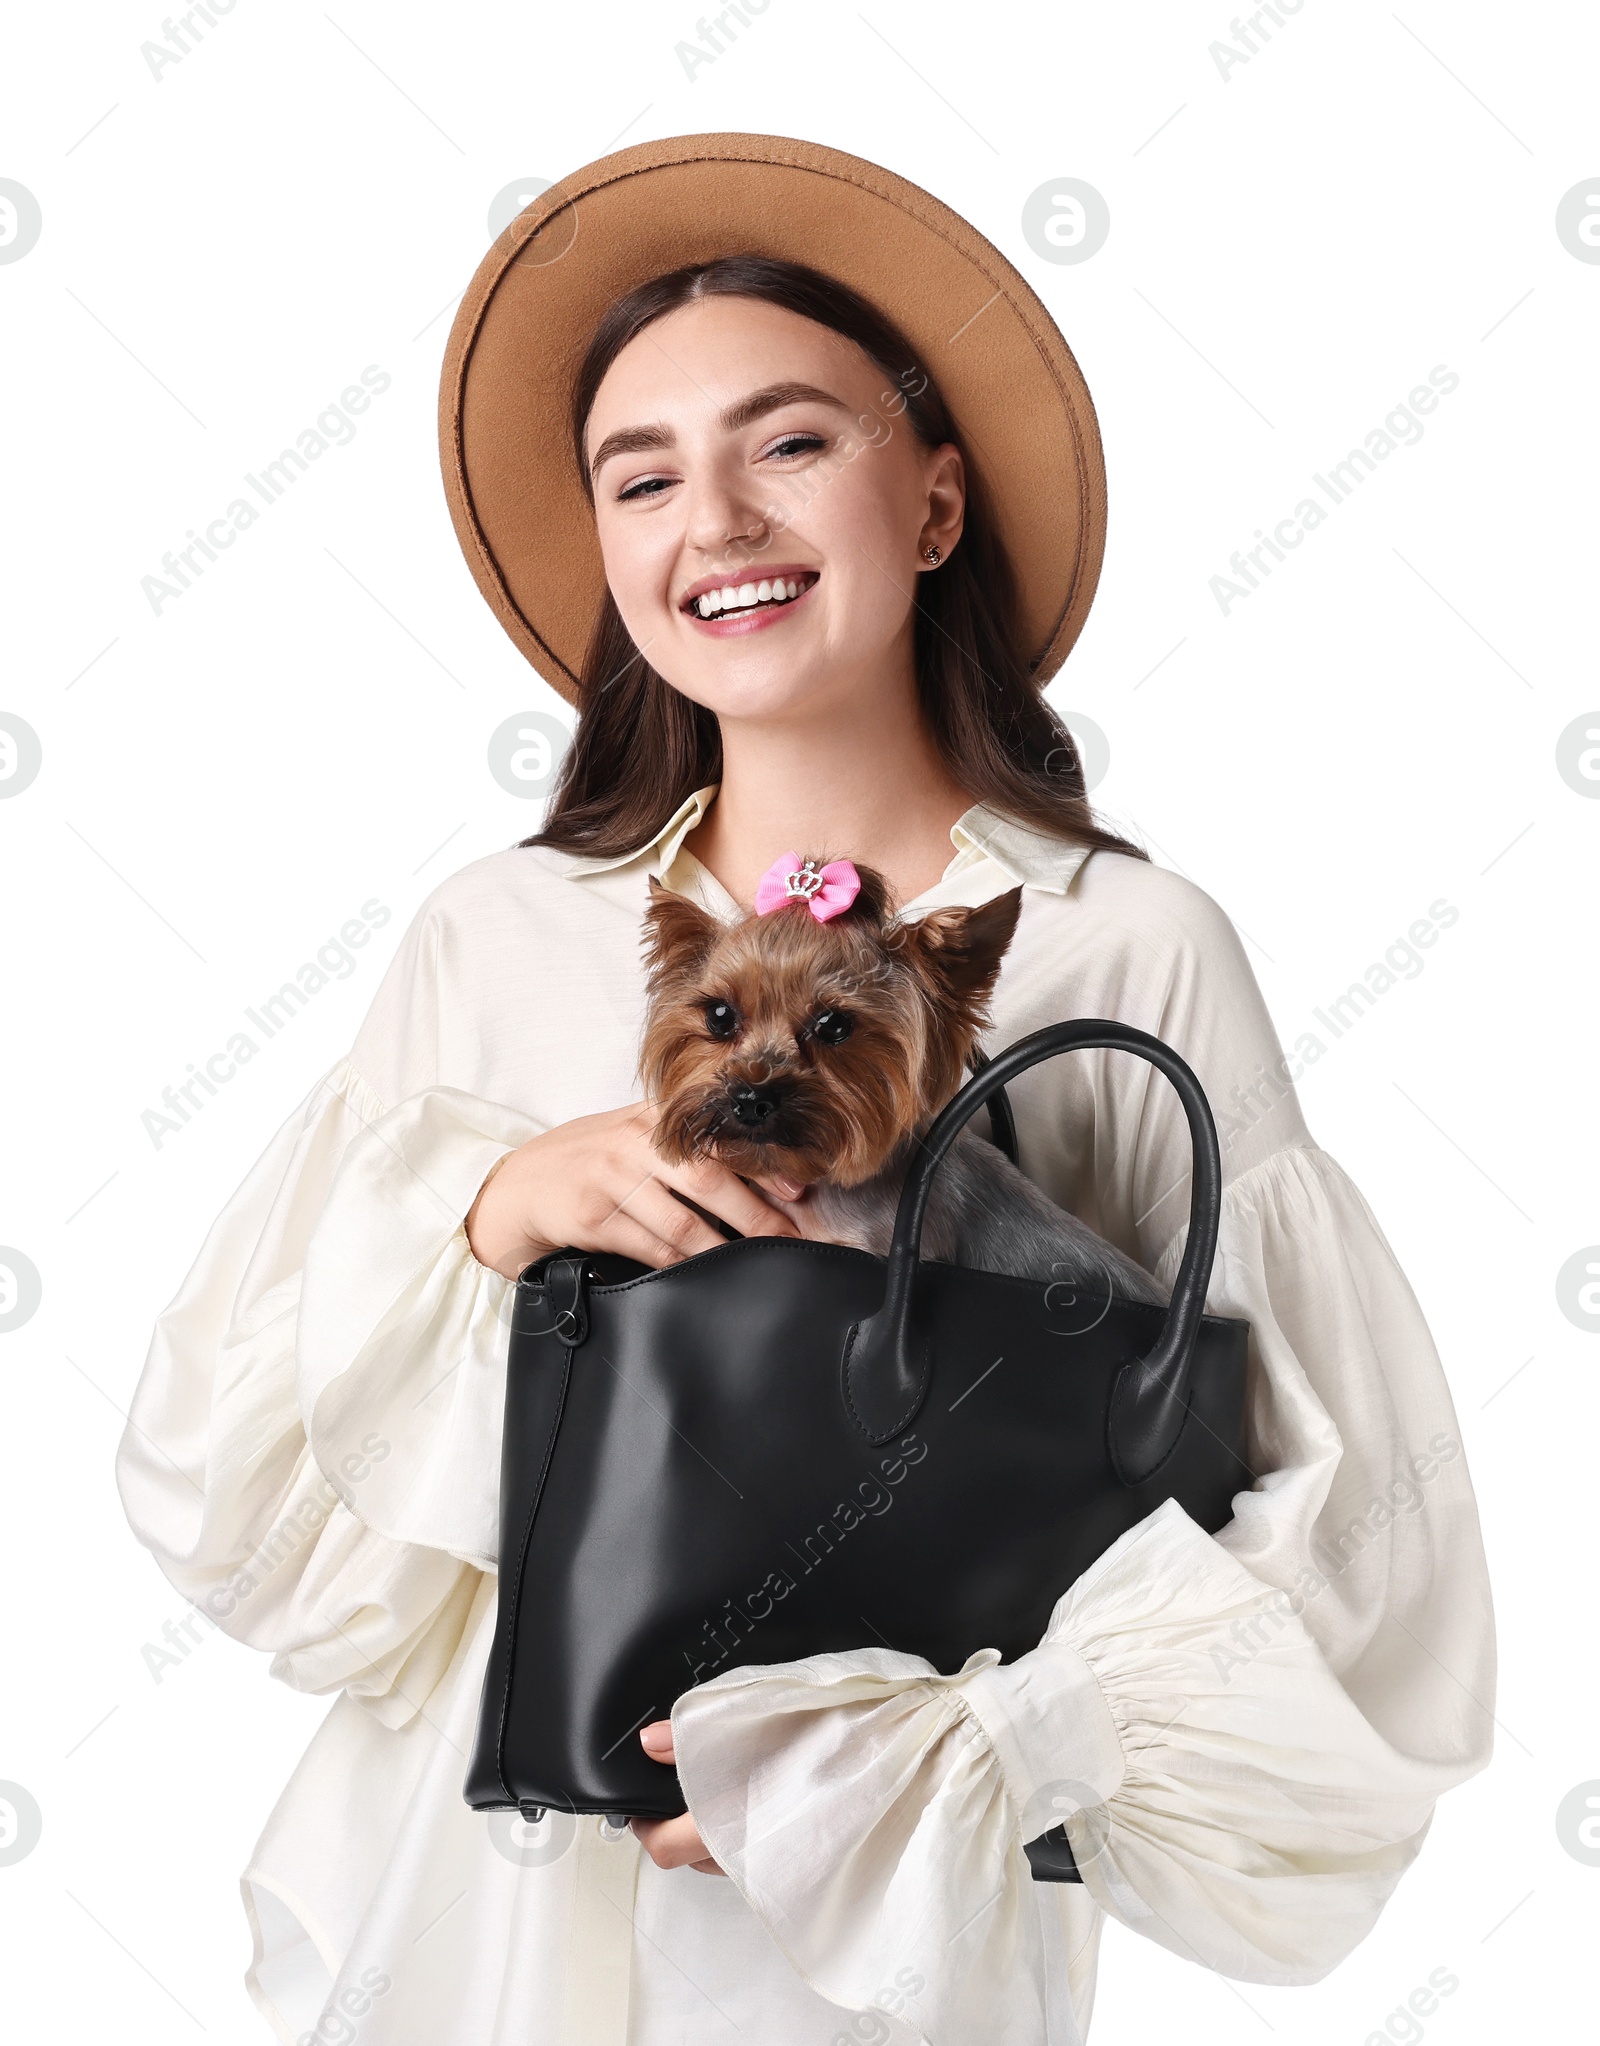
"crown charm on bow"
753,853,862,923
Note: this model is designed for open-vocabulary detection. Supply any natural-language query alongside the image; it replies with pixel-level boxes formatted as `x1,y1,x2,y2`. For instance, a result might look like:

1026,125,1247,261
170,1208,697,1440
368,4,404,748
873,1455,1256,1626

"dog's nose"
729,1084,780,1127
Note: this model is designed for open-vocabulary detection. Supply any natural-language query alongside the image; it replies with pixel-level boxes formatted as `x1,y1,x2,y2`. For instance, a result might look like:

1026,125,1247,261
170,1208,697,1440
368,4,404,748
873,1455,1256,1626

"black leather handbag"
465,1020,1253,1882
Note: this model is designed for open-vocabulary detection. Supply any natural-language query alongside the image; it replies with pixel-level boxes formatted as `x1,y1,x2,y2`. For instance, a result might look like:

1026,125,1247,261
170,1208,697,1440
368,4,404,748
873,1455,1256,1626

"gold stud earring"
924,545,941,566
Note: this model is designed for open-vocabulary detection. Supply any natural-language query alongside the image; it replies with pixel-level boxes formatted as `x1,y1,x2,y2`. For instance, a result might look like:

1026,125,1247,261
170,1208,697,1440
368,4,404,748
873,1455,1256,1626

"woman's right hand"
464,1100,803,1281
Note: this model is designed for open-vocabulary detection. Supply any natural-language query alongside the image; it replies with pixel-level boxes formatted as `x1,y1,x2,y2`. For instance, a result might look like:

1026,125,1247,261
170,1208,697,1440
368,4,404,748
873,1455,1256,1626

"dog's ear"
642,876,722,978
898,887,1024,1010
839,862,893,927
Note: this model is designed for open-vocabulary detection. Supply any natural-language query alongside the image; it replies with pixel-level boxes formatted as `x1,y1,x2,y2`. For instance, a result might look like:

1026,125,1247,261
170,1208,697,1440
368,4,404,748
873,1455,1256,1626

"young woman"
117,137,1494,2046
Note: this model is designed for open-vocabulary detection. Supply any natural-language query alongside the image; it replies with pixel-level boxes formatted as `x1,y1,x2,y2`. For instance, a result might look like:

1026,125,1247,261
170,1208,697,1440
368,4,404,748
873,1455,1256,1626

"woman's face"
583,295,964,724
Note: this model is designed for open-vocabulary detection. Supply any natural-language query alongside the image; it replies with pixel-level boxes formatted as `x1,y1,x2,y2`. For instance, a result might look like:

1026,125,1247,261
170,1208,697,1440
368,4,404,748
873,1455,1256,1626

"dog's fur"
640,865,1165,1306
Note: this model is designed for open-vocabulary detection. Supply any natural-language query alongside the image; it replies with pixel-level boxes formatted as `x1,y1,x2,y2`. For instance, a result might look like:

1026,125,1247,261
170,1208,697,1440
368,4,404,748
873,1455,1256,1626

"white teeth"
692,575,811,617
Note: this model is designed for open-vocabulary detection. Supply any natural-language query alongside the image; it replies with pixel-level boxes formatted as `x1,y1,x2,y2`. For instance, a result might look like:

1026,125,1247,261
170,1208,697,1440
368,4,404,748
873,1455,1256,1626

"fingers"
661,1156,803,1241
632,1723,722,1870
639,1720,675,1764
499,1102,806,1274
593,1216,694,1271
612,1179,732,1265
628,1813,721,1873
615,1101,799,1242
562,1143,725,1268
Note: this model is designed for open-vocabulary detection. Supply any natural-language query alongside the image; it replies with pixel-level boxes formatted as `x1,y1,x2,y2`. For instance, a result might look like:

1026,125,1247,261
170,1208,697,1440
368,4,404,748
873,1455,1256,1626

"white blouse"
114,787,1495,2046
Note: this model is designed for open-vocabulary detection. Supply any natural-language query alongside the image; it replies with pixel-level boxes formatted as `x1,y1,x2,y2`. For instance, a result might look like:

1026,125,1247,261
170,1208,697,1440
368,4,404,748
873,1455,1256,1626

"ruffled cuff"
297,1086,544,1569
674,1498,1465,2040
959,1639,1125,1836
674,1645,1060,2046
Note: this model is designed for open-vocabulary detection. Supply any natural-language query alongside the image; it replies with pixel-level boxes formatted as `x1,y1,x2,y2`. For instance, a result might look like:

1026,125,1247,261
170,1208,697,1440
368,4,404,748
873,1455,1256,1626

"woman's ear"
917,441,966,570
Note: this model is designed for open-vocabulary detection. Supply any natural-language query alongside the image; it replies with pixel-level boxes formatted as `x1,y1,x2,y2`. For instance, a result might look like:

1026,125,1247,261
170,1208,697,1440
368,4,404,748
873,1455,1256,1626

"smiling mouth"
681,570,819,622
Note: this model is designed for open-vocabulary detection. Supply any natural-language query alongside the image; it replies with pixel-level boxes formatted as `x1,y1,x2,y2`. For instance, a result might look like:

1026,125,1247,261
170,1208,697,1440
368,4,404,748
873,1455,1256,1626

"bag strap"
842,1020,1222,1485
965,1047,1019,1167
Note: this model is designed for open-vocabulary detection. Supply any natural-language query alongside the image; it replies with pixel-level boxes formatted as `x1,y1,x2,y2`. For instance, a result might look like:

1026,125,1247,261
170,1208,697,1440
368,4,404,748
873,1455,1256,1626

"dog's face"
640,867,1023,1187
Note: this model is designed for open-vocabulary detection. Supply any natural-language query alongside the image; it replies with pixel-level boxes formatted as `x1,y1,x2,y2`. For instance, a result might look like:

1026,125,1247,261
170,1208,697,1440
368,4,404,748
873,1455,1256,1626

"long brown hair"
524,255,1145,867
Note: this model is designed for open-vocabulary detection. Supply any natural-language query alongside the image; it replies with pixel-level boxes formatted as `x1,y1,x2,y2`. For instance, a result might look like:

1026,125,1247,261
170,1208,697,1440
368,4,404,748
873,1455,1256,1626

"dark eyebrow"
586,422,673,480
717,381,852,432
587,381,852,481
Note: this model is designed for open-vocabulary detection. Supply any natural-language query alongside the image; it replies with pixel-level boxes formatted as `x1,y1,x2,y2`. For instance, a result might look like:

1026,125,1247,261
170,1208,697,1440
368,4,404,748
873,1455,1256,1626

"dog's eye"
703,999,740,1040
810,1009,854,1047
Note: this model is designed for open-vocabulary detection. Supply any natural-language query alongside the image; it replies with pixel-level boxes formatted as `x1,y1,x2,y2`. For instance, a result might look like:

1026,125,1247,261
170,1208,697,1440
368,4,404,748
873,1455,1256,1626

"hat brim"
440,132,1106,705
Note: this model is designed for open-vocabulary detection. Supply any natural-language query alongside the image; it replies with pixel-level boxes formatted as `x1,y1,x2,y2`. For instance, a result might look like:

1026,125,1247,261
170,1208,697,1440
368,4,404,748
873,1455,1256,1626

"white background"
2,0,1597,2040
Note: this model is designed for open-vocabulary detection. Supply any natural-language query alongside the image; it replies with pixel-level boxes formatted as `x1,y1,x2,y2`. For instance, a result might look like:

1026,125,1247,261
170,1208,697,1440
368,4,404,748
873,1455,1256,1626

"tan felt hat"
439,132,1107,706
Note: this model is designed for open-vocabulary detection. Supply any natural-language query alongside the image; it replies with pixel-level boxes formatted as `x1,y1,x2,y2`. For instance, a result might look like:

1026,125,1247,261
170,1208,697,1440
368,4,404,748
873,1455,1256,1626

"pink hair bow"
753,853,861,923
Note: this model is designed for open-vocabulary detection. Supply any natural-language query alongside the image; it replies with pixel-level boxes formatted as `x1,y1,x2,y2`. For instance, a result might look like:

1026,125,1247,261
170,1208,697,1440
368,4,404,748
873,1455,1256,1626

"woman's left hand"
631,1721,725,1875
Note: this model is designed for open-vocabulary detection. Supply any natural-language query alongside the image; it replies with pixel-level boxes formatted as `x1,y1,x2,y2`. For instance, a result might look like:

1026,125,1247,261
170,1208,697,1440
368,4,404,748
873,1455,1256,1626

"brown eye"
811,1009,853,1047
704,999,740,1040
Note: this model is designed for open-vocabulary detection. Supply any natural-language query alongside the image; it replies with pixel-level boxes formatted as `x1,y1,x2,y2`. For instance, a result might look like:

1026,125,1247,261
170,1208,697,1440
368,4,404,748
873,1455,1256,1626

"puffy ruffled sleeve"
116,1016,542,1725
671,869,1496,2044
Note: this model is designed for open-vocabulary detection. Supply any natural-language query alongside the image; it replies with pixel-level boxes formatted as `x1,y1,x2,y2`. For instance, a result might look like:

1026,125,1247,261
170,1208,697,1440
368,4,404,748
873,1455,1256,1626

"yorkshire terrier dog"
639,853,1166,1305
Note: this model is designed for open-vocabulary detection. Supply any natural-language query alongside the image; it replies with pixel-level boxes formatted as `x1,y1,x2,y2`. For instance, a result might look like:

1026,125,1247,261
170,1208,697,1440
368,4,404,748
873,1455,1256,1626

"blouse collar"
529,784,1093,912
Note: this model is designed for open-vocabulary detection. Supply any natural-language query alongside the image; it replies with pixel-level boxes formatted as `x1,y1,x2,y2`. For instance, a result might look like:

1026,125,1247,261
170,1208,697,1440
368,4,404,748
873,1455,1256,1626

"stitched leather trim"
575,1235,1247,1332
839,1319,934,1446
584,1234,881,1296
493,1342,573,1801
1106,1362,1195,1489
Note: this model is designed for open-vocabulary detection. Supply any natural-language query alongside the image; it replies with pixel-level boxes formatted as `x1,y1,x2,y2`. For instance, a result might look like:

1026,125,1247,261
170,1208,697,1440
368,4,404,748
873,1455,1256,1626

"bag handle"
965,1047,1020,1167
842,1019,1222,1485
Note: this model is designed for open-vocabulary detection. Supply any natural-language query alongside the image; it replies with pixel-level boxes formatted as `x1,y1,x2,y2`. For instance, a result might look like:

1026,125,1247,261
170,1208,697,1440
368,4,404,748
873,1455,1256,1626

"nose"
684,471,769,574
729,1083,781,1127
